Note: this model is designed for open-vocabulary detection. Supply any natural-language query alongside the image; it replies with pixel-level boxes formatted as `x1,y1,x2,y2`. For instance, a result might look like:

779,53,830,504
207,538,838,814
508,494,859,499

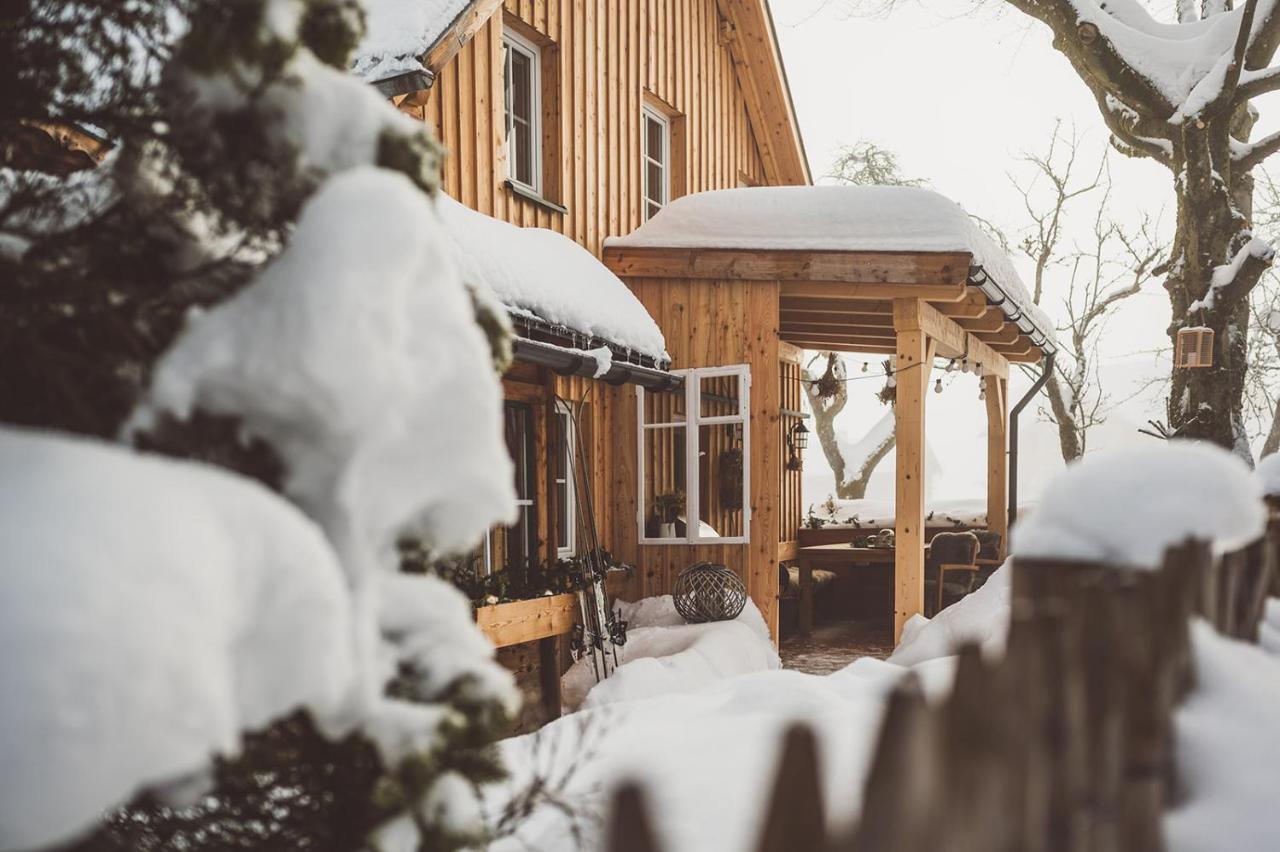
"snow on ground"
436,193,668,360
1165,622,1280,852
605,185,1056,349
1263,599,1280,656
807,496,1021,530
0,427,355,852
889,562,1012,667
561,596,779,711
1014,442,1264,569
350,0,469,82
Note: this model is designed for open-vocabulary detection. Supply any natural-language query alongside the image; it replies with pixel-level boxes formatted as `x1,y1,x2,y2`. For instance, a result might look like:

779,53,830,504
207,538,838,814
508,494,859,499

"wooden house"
358,0,1055,726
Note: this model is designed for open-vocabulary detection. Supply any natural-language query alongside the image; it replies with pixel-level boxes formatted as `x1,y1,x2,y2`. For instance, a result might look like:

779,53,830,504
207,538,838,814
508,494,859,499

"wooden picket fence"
605,515,1280,852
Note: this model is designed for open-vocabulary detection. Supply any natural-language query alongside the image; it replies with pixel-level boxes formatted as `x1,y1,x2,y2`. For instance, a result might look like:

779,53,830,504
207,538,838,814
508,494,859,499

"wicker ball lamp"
673,562,748,623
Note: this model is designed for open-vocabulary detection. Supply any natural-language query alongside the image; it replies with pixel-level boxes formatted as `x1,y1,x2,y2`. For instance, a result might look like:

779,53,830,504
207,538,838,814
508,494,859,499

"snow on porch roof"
606,186,1058,355
435,194,668,362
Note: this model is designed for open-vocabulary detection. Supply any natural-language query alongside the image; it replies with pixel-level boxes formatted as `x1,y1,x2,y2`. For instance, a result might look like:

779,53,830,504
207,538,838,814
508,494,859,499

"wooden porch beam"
984,374,1009,559
779,297,892,315
783,338,897,354
954,308,1007,333
603,247,972,287
892,300,930,644
780,310,893,327
782,281,967,302
932,288,988,318
974,323,1024,346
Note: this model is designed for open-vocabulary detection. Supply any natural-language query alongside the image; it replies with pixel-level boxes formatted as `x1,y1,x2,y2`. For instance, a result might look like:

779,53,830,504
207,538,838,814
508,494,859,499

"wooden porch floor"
779,619,895,674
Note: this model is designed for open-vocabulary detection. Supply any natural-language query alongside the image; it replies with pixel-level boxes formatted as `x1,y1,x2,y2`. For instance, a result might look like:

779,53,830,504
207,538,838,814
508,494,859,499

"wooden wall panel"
418,0,770,257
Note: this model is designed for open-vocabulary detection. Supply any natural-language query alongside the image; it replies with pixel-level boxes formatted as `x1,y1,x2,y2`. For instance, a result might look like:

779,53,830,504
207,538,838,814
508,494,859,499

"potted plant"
652,490,685,538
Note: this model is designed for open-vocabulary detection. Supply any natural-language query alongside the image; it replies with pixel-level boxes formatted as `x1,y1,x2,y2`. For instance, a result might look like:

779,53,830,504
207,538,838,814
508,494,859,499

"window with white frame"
483,401,538,573
553,401,576,557
503,30,541,193
637,365,751,544
642,105,669,220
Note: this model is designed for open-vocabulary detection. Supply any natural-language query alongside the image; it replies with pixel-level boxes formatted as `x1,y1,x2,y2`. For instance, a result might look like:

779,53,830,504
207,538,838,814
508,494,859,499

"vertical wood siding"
408,0,770,257
613,277,782,637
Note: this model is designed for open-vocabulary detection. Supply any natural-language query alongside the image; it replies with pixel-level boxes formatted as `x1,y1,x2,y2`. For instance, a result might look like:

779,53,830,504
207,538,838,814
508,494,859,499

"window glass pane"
696,422,745,539
647,202,662,220
511,50,532,123
646,116,664,164
497,402,537,572
643,425,686,539
514,120,533,185
643,387,685,425
699,373,742,419
646,161,663,204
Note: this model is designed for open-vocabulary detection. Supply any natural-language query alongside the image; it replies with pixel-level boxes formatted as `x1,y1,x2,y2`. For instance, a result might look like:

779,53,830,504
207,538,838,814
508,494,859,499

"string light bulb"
861,361,869,373
934,378,943,394
960,358,969,373
946,359,956,372
979,385,987,401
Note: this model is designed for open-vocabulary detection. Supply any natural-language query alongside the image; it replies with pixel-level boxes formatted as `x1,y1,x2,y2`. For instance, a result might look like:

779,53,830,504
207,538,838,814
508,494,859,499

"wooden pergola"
604,241,1056,641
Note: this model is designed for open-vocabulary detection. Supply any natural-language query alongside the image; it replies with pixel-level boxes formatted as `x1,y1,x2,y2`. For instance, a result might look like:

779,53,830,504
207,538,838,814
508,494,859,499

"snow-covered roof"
436,194,668,361
351,0,470,82
606,186,1058,354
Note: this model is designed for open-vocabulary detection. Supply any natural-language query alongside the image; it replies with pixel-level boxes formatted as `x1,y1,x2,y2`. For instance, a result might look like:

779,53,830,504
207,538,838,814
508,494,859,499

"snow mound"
561,596,778,710
0,427,355,852
1013,443,1263,569
1165,622,1280,852
134,167,516,562
889,562,1012,666
605,185,1054,350
436,193,667,360
351,0,470,82
1255,452,1280,498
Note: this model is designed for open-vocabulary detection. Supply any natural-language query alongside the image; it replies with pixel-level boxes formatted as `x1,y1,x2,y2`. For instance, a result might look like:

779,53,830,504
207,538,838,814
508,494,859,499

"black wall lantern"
786,420,809,471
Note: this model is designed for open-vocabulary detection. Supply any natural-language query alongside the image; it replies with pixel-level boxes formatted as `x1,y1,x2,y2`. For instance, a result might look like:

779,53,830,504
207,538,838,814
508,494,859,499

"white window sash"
641,105,670,217
554,402,576,558
637,364,751,545
502,30,542,195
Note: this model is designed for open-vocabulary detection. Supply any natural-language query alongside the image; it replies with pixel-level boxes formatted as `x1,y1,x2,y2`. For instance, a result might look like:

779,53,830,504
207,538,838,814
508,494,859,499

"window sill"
505,180,568,216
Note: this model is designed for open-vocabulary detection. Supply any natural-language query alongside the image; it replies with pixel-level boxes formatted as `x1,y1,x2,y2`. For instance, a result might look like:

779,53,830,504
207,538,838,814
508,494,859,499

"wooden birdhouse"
1175,326,1214,369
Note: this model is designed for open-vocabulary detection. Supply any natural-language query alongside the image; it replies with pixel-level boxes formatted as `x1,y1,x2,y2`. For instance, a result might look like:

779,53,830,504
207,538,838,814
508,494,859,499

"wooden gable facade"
395,0,809,252
386,0,811,658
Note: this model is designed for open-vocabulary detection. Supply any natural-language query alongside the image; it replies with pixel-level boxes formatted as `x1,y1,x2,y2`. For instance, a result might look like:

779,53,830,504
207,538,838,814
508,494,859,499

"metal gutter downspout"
1008,352,1055,530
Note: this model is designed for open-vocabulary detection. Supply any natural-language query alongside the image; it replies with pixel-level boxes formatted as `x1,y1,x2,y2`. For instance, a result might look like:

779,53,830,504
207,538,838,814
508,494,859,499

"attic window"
503,30,541,194
642,105,670,220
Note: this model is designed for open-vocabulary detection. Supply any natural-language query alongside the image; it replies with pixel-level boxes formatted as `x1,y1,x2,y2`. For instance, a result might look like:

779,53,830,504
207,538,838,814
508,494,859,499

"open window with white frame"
637,365,751,544
502,29,541,194
641,105,670,220
483,401,539,573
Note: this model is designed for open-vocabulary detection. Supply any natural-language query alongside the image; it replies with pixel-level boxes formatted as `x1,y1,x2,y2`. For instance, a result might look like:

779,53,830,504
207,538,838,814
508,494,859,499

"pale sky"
770,0,1280,503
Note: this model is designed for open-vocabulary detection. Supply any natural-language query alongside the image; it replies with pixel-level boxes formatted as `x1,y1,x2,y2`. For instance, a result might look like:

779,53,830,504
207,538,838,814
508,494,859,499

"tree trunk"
1164,122,1262,460
1043,373,1083,462
1262,400,1280,458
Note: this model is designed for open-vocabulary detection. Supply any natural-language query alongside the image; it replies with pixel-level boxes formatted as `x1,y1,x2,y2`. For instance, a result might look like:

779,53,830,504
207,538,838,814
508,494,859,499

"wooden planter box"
475,592,578,648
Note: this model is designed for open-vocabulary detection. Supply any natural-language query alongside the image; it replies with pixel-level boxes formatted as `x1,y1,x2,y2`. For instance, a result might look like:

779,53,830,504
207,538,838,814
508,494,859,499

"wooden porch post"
892,301,930,643
984,374,1009,559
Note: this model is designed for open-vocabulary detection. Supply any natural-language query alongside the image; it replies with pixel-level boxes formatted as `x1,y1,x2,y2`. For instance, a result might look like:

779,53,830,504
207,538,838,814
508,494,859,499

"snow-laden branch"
1235,63,1280,98
1234,127,1280,170
1189,236,1277,313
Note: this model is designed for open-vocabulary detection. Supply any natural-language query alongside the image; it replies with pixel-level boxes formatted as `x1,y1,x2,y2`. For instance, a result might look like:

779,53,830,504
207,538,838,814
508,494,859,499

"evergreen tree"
2,2,518,849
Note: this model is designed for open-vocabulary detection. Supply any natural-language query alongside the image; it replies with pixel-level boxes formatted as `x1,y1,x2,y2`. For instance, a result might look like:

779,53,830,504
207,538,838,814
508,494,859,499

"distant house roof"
606,185,1059,354
435,193,668,363
351,0,810,186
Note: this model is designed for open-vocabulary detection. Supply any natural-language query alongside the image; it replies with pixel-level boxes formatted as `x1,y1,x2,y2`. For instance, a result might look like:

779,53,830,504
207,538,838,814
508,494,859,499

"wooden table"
795,543,928,635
